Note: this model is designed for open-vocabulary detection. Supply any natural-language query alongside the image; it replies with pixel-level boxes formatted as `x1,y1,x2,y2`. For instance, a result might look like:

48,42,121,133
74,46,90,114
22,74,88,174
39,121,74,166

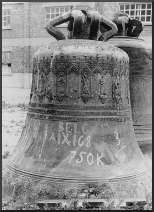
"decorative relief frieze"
30,41,129,108
120,47,152,61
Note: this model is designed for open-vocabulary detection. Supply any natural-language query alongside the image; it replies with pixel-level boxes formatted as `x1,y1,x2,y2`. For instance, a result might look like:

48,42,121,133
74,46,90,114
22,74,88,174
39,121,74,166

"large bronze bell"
4,8,150,200
109,12,152,143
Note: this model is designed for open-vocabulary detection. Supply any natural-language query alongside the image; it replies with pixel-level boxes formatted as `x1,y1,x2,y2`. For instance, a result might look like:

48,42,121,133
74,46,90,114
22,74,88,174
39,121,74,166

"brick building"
2,2,152,88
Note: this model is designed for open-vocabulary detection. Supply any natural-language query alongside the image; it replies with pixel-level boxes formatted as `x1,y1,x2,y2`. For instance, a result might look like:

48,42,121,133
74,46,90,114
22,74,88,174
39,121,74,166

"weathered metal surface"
108,37,152,143
112,12,143,37
46,7,117,41
110,13,152,143
4,9,151,200
5,39,150,199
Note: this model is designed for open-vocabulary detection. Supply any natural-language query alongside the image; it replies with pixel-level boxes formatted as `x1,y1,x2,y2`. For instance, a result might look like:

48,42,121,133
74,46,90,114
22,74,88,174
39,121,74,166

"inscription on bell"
24,120,129,168
5,8,151,201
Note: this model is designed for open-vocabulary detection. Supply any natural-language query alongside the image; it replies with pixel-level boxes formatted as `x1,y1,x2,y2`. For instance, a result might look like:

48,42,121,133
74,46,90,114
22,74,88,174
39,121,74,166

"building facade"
2,2,152,88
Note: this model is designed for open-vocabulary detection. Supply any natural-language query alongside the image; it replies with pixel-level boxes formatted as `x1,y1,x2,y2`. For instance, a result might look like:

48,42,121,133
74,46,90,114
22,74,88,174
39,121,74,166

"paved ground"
2,88,31,105
2,88,30,155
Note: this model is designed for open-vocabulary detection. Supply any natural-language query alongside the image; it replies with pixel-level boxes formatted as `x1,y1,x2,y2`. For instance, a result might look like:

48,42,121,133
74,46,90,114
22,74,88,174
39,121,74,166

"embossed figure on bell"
4,8,151,201
109,12,152,143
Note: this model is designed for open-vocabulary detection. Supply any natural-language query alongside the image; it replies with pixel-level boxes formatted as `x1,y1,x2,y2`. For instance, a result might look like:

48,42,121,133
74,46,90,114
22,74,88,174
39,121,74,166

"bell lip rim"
5,161,150,183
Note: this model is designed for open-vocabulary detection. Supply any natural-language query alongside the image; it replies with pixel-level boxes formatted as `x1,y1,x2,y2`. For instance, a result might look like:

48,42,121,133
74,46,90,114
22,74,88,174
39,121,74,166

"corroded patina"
109,12,152,143
4,9,151,200
46,5,117,41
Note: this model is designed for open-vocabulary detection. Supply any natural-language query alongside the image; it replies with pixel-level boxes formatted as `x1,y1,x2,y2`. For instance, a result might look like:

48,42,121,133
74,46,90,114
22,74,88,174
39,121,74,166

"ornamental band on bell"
30,41,129,110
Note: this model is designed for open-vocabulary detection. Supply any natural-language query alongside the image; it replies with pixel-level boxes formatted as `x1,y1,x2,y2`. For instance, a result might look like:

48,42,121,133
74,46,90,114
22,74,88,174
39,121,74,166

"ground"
2,88,30,156
2,88,152,210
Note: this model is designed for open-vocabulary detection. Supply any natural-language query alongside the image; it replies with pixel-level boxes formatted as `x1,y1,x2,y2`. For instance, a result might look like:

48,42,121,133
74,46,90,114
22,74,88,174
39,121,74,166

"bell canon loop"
4,8,151,200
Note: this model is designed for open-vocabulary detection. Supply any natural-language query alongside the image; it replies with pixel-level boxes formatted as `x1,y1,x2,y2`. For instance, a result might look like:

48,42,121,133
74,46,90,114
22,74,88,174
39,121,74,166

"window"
45,6,71,25
2,52,12,75
2,52,11,65
2,9,11,27
119,3,152,24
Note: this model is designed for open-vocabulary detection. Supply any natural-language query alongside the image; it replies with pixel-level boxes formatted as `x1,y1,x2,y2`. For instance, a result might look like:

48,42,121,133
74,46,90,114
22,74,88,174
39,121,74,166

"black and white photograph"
2,1,152,210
